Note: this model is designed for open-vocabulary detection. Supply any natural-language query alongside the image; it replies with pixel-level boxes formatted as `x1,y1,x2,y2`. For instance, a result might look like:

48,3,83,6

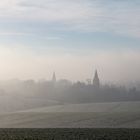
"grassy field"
21,101,140,112
0,128,139,140
0,112,140,128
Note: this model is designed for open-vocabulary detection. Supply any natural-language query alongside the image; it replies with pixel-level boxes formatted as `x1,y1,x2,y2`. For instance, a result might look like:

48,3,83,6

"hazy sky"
0,0,140,83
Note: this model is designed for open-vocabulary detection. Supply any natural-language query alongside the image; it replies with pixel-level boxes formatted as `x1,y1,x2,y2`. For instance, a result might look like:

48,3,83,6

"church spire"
93,69,100,88
52,72,56,83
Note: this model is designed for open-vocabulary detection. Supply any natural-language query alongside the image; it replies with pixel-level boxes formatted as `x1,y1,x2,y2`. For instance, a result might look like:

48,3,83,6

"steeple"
52,72,56,83
93,69,100,88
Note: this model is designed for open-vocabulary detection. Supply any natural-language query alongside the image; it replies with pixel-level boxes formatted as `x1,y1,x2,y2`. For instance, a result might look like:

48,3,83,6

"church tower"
52,72,56,84
93,70,100,88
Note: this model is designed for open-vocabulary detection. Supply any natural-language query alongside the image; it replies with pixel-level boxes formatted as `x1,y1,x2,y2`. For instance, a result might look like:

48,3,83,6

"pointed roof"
94,69,99,79
93,69,100,88
52,72,56,82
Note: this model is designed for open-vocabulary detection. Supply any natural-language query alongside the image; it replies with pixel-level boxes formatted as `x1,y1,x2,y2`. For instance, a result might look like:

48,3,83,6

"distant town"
0,70,139,107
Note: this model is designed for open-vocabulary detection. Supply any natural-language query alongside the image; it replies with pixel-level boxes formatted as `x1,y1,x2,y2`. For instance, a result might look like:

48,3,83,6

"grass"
0,112,140,128
0,128,139,140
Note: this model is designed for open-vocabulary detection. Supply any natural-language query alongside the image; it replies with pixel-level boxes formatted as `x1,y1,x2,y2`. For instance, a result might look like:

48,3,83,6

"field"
0,101,139,128
21,101,140,112
0,112,140,128
0,128,139,140
0,101,139,139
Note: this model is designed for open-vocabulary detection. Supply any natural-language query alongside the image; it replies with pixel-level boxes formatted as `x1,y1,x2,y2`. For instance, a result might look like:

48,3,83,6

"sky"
0,0,140,83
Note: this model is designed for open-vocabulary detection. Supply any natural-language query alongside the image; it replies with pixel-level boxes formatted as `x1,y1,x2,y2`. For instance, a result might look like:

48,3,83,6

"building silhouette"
52,72,56,84
93,70,100,88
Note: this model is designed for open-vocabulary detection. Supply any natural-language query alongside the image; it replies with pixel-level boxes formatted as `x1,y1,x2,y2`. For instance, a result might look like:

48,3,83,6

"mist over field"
0,0,140,128
0,72,139,128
